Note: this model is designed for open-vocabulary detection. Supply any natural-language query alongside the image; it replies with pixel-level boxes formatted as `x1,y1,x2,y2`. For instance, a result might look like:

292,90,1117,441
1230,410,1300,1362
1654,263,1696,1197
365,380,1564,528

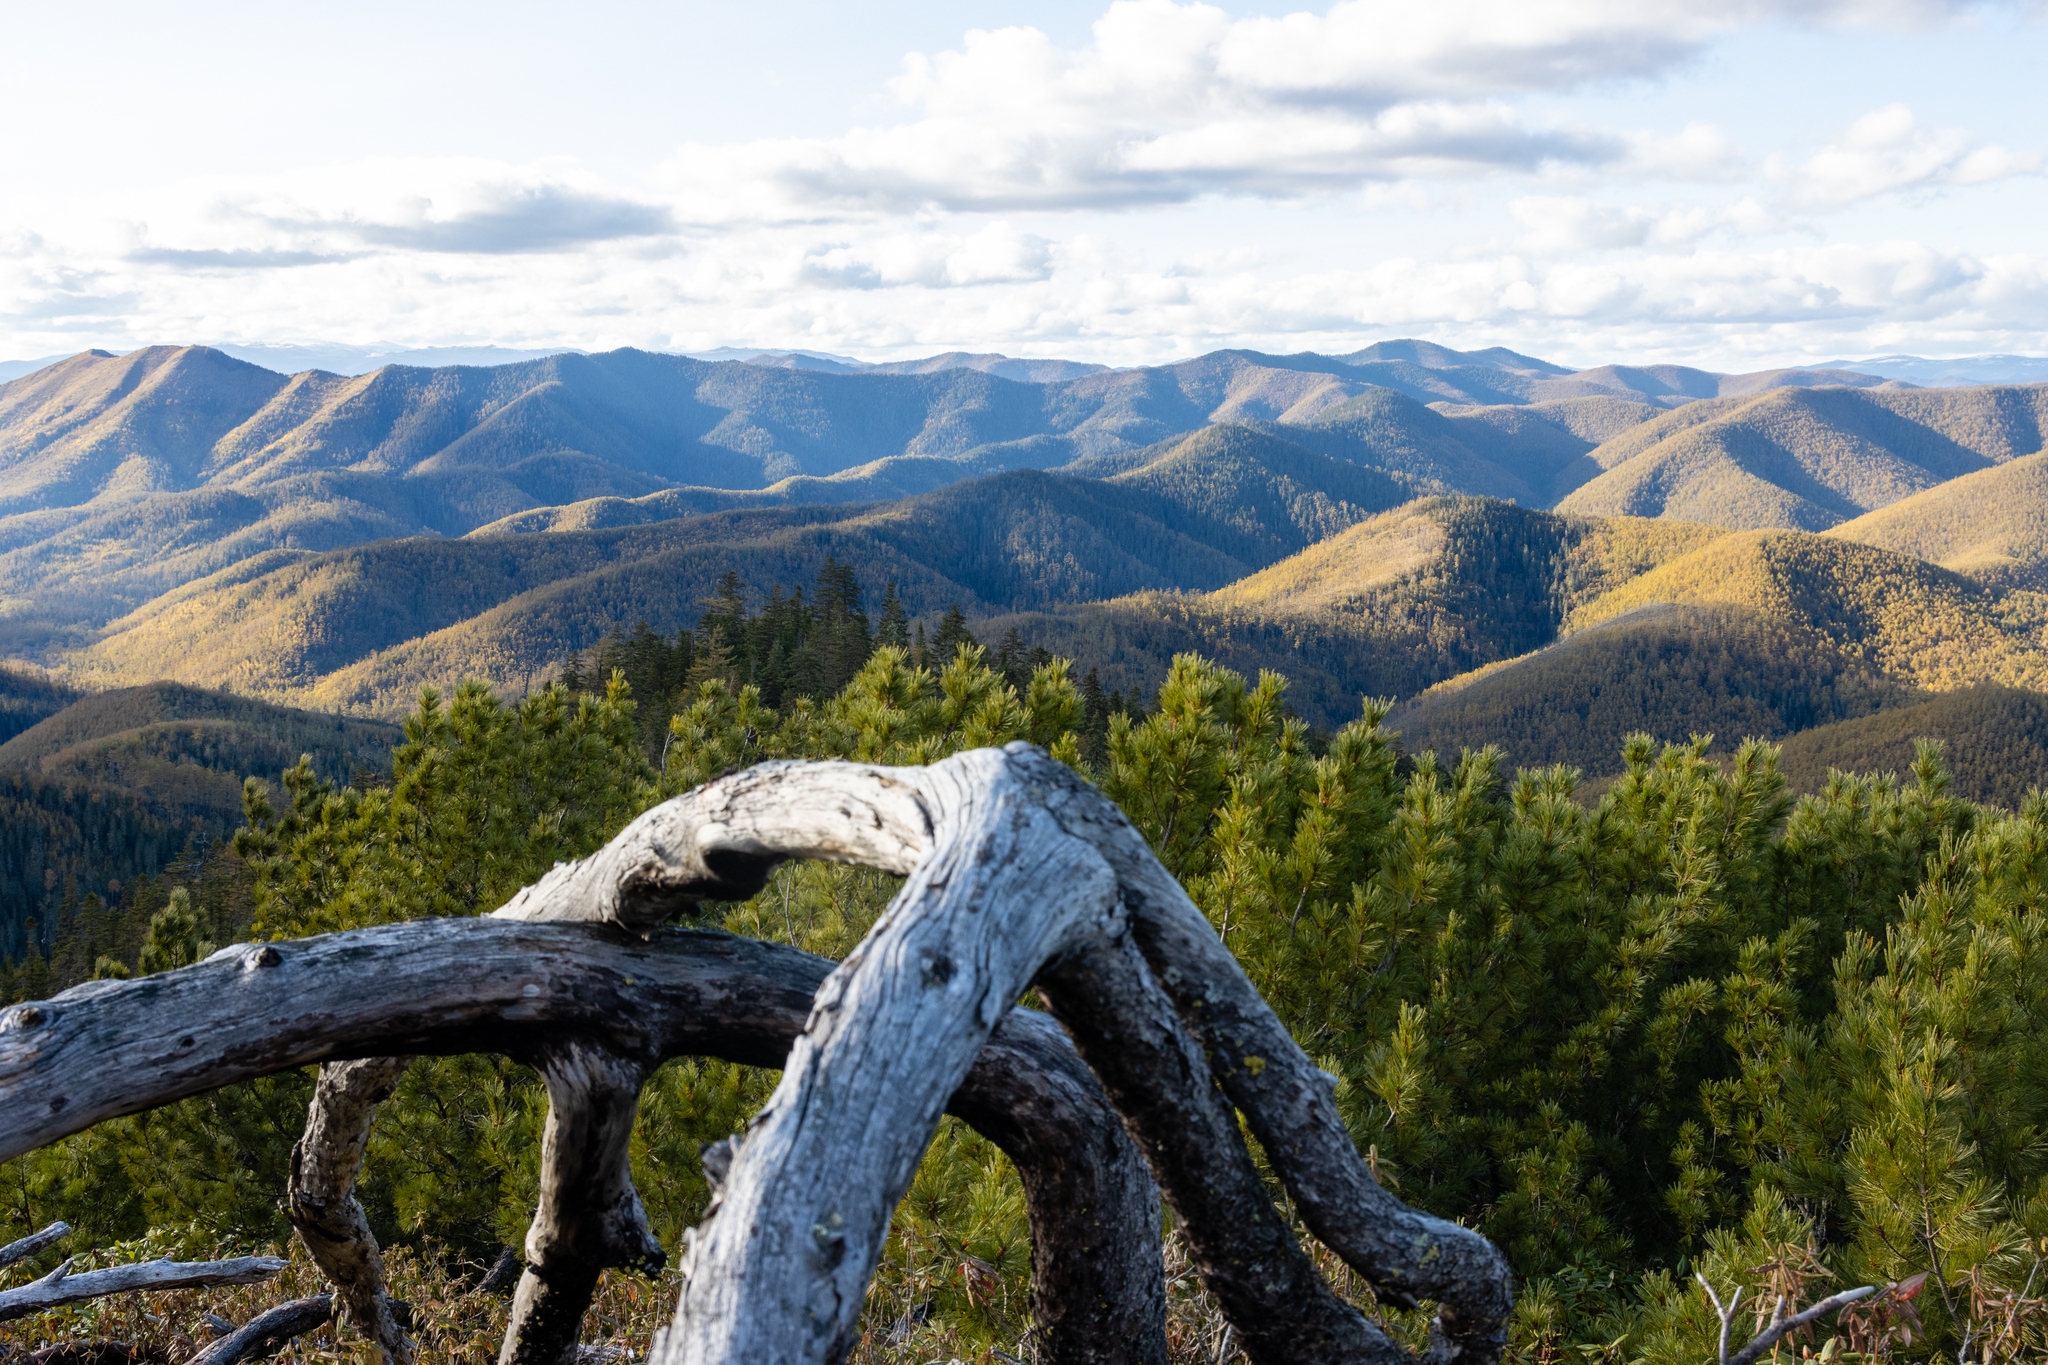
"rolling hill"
0,682,401,961
1823,450,2048,590
1388,603,1913,776
1379,522,2048,774
60,425,1419,713
0,340,1905,638
1773,685,2048,807
1555,384,2048,529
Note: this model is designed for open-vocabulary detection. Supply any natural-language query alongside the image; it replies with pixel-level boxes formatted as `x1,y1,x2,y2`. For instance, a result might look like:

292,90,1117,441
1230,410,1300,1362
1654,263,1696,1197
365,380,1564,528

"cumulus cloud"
652,0,1996,219
126,248,365,269
1772,104,2042,209
1509,194,1800,254
0,0,2035,369
108,164,682,266
800,224,1055,289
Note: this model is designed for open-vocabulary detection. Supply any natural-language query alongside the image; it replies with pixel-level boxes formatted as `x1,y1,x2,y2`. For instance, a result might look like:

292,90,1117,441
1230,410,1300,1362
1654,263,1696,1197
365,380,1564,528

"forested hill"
1554,382,2048,529
0,681,399,966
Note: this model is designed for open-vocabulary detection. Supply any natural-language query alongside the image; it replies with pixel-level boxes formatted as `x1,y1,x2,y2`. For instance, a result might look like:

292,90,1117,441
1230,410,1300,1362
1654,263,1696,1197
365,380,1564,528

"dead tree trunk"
285,1057,413,1365
2,745,1511,1365
495,747,1512,1365
186,1296,334,1365
0,922,1164,1364
0,1223,70,1271
500,1039,663,1365
0,1257,287,1324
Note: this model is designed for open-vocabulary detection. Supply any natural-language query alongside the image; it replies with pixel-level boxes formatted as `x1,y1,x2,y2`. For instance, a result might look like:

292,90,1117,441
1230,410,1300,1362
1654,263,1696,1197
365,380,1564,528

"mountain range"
3,334,2048,822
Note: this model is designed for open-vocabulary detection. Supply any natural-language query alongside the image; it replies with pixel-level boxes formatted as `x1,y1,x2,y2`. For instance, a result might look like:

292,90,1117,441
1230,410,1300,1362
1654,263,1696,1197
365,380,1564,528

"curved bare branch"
0,921,1163,1365
0,1222,70,1272
187,1295,334,1365
530,747,1510,1365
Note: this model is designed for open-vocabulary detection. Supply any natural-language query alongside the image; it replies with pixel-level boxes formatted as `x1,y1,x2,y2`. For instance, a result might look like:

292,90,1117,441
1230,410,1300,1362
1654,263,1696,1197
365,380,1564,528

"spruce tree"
932,605,976,664
877,580,910,650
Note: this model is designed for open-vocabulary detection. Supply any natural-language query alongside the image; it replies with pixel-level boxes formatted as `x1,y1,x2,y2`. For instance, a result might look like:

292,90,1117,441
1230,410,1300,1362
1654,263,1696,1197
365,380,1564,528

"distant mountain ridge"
0,340,1909,635
1825,355,2048,387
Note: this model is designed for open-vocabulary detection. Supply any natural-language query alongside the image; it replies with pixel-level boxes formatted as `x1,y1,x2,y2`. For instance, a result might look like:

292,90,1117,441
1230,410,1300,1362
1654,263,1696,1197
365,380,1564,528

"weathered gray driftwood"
0,921,1163,1364
187,1295,333,1365
0,1256,286,1324
495,746,1510,1365
286,1057,413,1365
0,1222,70,1272
500,1039,662,1365
1038,934,1399,1361
660,749,1125,1363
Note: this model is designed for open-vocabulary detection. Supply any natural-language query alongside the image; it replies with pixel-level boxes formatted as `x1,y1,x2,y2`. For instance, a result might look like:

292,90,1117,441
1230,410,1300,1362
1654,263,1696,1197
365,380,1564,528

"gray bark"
500,1039,662,1365
1098,823,1514,1364
560,747,1513,1365
1039,934,1402,1364
285,1057,413,1365
0,921,1163,1364
0,1223,69,1272
2,745,1512,1364
660,749,1126,1364
187,1295,333,1365
0,1256,285,1324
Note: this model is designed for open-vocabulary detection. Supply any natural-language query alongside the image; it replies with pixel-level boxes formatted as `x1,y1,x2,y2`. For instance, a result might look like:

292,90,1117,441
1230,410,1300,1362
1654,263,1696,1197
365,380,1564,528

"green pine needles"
10,646,2048,1361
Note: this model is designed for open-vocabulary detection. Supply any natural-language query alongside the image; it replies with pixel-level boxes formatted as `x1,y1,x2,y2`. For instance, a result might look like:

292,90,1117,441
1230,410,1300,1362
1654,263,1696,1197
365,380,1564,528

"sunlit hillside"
1773,684,2048,807
1556,383,2048,528
1825,448,2048,588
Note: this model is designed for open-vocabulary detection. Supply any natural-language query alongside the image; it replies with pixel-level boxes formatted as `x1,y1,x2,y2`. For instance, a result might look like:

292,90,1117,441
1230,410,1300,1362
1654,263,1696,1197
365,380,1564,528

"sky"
2,0,2044,370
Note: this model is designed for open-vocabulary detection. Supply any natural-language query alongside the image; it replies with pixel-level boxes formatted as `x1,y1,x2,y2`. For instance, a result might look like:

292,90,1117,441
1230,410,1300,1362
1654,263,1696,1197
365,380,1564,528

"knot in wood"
1,1005,46,1032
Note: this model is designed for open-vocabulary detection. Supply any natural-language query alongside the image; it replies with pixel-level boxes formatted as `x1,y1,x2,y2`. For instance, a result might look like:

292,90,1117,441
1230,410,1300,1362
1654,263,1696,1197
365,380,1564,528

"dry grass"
0,1229,1436,1365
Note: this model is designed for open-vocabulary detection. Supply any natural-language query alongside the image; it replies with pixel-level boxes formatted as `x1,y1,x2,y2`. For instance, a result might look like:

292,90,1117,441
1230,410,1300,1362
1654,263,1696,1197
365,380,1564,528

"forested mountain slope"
0,681,399,961
1824,449,2048,589
1772,684,2048,807
1381,522,2048,774
983,500,1725,725
0,341,1902,638
1555,383,2048,529
64,430,1415,711
1389,603,1915,777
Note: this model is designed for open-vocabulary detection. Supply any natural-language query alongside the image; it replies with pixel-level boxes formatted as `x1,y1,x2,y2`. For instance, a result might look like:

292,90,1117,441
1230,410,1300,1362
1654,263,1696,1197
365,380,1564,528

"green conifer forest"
7,620,2048,1362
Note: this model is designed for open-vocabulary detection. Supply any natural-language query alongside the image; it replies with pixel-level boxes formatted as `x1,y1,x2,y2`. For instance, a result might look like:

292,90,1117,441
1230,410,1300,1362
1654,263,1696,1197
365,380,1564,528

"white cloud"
1772,103,2041,209
0,0,2038,371
1509,193,1804,254
662,0,1982,220
1620,125,1747,181
800,224,1055,289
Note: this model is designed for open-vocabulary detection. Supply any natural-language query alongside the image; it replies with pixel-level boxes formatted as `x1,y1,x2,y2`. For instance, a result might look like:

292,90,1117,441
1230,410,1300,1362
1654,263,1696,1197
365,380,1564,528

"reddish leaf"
1893,1272,1929,1302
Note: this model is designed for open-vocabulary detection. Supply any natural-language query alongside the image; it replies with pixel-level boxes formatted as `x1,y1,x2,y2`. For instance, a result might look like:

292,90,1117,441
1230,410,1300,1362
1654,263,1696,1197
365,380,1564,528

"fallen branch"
1696,1273,1879,1365
0,922,1163,1364
0,1224,69,1273
501,1039,662,1365
187,1295,333,1365
0,1256,286,1324
538,749,1511,1365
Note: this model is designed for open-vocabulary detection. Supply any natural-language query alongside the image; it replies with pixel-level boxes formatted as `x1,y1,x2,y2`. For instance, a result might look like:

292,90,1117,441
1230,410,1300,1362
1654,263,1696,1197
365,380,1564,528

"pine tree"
138,887,212,975
933,605,976,664
1080,667,1109,764
877,580,910,650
